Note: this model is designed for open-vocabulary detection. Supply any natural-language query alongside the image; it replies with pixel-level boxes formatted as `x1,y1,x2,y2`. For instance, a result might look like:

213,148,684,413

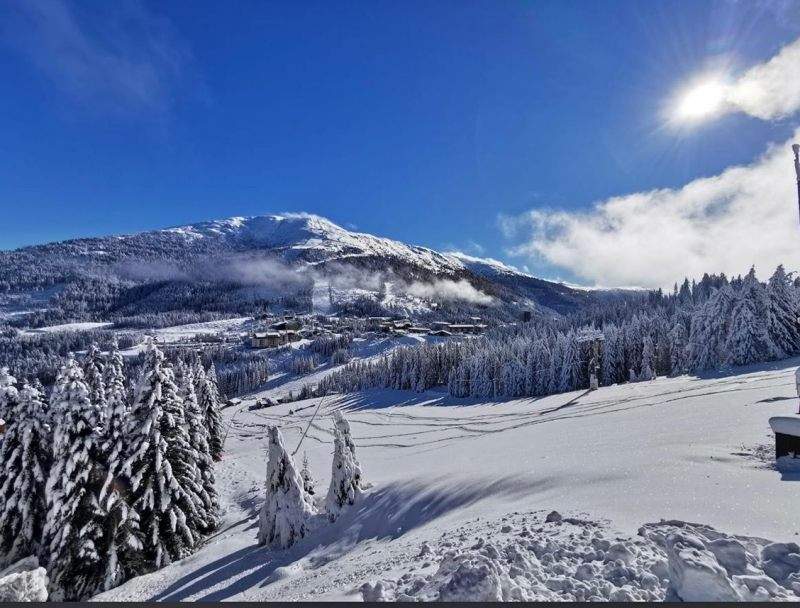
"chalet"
408,326,430,334
430,329,453,337
250,332,286,348
432,321,452,330
393,320,413,330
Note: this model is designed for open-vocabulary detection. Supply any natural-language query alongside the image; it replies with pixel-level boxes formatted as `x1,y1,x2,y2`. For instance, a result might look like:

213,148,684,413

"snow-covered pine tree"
300,451,316,496
600,325,618,386
207,362,219,385
668,318,689,375
191,353,207,390
98,341,143,592
122,342,200,569
725,269,779,366
163,366,209,540
43,357,107,600
558,333,582,392
766,264,800,357
180,365,219,533
639,336,656,381
688,285,735,371
0,367,19,439
82,343,107,408
198,372,224,461
257,426,316,548
325,411,363,520
0,383,50,567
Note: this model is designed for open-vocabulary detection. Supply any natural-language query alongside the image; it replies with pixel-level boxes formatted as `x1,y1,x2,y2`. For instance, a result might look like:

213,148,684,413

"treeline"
0,328,138,385
318,265,800,399
0,341,224,600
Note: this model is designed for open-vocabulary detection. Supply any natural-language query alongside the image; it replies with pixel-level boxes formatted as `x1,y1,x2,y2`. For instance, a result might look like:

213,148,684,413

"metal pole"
793,144,800,225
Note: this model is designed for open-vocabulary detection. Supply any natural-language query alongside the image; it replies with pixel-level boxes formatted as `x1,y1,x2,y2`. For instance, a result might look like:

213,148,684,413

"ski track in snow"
94,359,800,602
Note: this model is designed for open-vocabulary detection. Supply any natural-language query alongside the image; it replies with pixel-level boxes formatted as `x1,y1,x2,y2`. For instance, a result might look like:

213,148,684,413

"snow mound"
359,513,800,602
0,558,48,602
638,521,798,601
360,510,668,602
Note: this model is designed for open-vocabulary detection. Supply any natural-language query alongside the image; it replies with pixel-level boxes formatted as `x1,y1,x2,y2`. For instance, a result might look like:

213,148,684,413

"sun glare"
673,79,728,124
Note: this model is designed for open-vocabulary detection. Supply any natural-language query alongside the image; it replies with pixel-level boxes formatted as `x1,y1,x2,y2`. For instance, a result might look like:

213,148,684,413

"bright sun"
673,80,727,123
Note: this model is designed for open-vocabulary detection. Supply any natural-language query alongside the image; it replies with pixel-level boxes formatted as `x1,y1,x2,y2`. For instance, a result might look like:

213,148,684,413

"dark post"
793,144,800,224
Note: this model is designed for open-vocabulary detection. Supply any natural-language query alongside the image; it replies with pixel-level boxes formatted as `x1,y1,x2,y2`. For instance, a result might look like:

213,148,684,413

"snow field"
95,358,800,601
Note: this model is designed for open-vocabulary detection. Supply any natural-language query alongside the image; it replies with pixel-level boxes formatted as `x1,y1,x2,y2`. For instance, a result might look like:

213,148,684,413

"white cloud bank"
502,38,800,290
501,130,800,289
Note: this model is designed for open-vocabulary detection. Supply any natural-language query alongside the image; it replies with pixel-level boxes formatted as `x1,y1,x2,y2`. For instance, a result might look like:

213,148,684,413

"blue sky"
2,0,800,286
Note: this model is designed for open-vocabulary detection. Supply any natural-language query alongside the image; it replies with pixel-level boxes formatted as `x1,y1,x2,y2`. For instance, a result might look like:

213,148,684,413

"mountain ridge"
0,212,595,320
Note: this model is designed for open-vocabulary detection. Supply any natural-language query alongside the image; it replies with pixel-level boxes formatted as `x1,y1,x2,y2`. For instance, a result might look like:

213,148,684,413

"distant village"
248,313,491,349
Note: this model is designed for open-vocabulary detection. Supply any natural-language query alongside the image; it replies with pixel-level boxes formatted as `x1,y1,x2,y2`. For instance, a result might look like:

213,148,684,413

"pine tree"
325,411,363,520
181,366,219,533
0,383,50,567
82,344,107,408
198,373,224,461
688,285,735,371
98,342,142,592
668,319,689,375
558,333,581,392
0,367,18,436
122,342,199,569
300,451,316,496
639,336,656,381
725,269,779,366
766,265,800,357
43,357,107,600
257,426,316,548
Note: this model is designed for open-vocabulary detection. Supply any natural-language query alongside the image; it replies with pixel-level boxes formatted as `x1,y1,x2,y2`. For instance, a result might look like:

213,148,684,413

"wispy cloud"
726,37,800,120
501,129,800,289
1,0,198,117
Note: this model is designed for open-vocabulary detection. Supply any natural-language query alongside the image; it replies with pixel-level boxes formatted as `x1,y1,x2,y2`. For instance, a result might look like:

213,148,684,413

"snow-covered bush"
325,411,363,519
257,426,316,549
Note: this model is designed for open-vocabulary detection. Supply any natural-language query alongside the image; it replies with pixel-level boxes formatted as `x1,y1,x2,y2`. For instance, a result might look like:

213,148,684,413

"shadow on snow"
150,474,554,602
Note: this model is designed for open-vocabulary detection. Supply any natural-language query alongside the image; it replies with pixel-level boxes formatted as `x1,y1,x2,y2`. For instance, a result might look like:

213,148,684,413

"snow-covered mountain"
0,212,595,318
161,213,466,274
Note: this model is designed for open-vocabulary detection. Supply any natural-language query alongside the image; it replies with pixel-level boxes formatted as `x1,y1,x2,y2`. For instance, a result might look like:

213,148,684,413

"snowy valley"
93,358,800,602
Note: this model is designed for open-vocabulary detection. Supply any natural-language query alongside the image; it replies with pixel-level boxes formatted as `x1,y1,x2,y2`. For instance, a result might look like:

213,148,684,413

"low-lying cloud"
401,279,494,305
118,252,495,305
501,129,800,289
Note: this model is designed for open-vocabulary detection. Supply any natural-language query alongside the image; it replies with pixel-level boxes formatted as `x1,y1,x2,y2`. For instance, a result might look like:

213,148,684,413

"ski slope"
95,358,800,601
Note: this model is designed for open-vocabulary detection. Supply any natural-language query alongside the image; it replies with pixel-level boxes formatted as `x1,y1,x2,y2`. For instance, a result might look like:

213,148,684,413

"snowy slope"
95,359,800,602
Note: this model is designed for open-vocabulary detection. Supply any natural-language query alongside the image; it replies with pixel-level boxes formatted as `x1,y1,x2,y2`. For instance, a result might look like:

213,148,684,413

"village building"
430,329,453,337
250,332,286,348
